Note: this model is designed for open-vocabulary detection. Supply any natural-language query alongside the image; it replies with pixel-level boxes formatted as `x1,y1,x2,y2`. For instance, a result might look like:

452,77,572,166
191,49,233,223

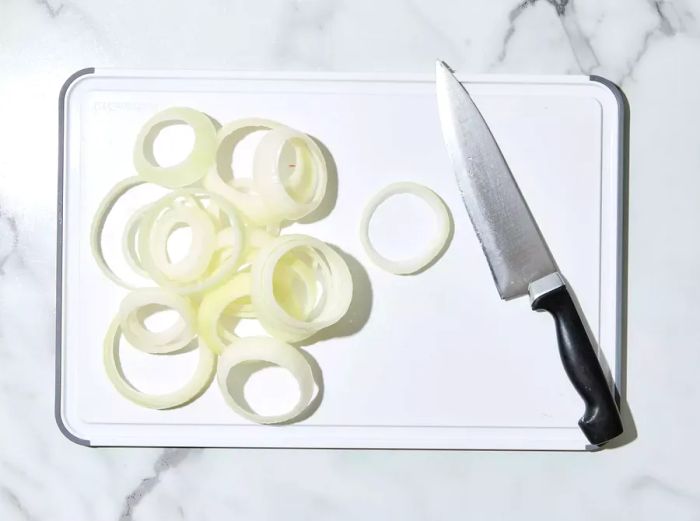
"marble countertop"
2,0,700,519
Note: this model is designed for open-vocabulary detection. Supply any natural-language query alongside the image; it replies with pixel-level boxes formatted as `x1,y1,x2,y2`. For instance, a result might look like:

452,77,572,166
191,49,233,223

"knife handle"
530,275,623,446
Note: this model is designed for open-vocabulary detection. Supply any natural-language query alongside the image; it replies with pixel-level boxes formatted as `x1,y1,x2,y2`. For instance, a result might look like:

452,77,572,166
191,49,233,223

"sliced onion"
137,189,244,295
95,110,347,419
253,127,327,221
148,204,217,283
91,177,149,289
272,250,320,321
251,234,352,342
133,107,217,189
197,272,253,355
119,289,196,354
232,245,318,319
103,317,215,409
122,205,151,278
216,337,317,424
360,182,451,275
203,118,286,226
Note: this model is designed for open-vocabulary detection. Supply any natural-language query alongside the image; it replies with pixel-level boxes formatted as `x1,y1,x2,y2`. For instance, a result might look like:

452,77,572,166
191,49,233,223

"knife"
435,61,623,446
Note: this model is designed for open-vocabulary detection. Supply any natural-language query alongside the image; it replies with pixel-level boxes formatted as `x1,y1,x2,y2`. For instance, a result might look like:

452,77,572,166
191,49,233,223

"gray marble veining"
118,449,192,521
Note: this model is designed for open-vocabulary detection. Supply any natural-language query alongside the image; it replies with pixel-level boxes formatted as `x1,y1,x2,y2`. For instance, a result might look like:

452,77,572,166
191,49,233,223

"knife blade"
435,60,623,446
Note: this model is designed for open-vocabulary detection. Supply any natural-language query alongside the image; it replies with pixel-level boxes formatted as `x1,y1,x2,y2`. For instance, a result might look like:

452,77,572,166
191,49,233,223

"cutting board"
57,69,624,450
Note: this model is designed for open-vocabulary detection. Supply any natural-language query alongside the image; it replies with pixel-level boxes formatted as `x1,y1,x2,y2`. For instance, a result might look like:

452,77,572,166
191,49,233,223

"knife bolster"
528,272,565,305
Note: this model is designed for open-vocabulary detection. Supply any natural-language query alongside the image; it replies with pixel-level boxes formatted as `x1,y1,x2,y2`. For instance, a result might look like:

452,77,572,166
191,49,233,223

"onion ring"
133,107,217,188
253,127,327,221
216,337,317,424
251,234,352,342
119,288,196,354
121,205,151,278
272,250,320,321
359,182,450,275
203,118,286,226
137,189,244,295
91,177,150,289
148,204,217,283
103,317,215,409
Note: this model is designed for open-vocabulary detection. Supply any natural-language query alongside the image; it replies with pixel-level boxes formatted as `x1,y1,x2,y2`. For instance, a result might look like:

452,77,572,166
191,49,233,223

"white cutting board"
57,70,623,450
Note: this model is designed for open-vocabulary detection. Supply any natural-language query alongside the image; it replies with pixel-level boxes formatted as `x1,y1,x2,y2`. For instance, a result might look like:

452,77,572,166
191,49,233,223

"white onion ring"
91,177,151,289
137,189,244,295
119,289,196,354
203,118,286,226
103,317,215,409
148,204,217,283
253,127,327,221
251,234,352,342
133,107,217,189
121,205,151,278
359,182,451,275
216,337,317,424
272,248,324,321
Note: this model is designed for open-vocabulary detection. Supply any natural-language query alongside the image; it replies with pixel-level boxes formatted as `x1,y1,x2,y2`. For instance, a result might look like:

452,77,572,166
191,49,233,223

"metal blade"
435,61,557,299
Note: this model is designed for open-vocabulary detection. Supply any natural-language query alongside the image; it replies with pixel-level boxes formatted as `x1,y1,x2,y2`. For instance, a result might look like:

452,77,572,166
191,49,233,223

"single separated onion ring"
133,107,217,188
137,189,244,295
203,118,286,226
253,126,328,222
359,182,451,275
103,317,215,409
251,234,352,342
216,337,317,424
119,288,196,354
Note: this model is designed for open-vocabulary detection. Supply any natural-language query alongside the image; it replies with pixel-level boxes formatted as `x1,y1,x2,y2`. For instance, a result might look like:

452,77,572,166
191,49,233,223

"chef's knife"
435,61,623,445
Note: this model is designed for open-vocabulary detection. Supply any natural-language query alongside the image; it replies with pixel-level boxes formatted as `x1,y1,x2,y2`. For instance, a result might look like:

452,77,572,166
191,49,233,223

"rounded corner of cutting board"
586,75,627,119
55,403,92,447
59,67,96,107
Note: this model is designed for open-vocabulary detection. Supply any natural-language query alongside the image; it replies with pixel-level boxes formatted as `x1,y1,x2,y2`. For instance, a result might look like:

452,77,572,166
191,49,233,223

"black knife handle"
531,282,623,446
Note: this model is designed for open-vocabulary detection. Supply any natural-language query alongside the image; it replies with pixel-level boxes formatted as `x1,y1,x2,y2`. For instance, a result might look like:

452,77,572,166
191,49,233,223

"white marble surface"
1,0,700,518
